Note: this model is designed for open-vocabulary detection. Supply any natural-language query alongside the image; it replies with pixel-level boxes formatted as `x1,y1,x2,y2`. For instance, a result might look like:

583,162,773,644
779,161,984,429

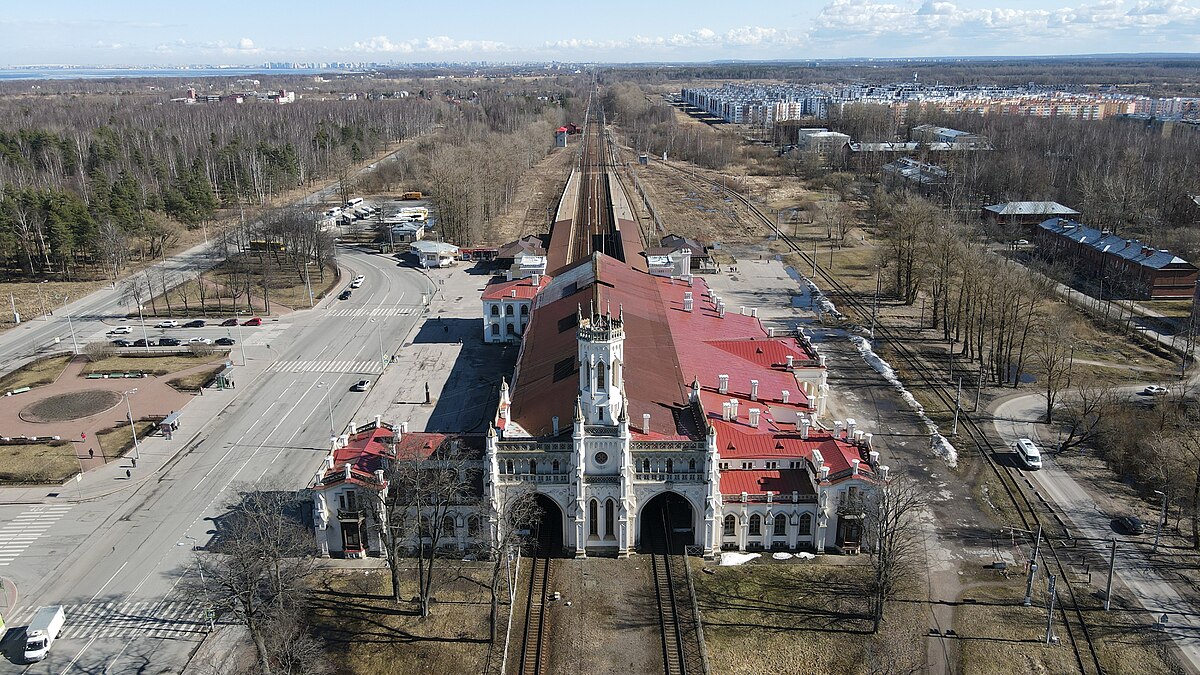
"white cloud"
347,35,509,55
545,26,803,54
238,37,255,50
94,40,123,50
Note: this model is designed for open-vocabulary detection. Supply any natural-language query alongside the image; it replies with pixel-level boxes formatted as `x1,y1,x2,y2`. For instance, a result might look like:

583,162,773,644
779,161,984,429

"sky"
2,0,1199,66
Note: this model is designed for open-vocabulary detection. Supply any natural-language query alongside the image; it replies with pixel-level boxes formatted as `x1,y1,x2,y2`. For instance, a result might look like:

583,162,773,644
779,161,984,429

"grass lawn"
168,364,225,391
691,558,925,674
309,564,494,675
0,354,73,392
96,421,157,461
0,441,78,484
82,352,228,377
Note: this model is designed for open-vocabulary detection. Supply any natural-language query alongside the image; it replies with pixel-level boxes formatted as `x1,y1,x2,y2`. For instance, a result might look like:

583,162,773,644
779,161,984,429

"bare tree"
1057,377,1117,451
373,439,477,617
1030,306,1077,423
192,488,316,674
483,486,540,643
863,474,927,633
82,341,116,363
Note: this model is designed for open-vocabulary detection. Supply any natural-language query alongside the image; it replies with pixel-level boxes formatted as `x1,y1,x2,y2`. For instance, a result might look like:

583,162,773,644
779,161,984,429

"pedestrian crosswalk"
7,599,216,640
327,306,419,318
0,504,71,566
267,359,385,375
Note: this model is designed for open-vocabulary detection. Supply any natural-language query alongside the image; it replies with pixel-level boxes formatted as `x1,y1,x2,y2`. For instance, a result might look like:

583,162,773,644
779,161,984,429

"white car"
1143,385,1169,396
350,275,365,289
107,326,132,335
189,337,213,345
351,379,370,392
156,320,179,328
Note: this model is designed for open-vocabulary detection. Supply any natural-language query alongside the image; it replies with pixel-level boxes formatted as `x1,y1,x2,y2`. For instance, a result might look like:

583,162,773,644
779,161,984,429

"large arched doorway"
639,492,694,553
529,493,564,556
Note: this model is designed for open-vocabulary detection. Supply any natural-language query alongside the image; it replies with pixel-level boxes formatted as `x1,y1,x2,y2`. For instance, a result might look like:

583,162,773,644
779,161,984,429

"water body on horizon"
0,67,355,81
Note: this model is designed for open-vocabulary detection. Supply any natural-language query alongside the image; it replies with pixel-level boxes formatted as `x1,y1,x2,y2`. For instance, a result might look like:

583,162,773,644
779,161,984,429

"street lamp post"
185,535,216,632
123,388,140,460
234,311,247,366
1153,489,1168,553
304,261,315,308
137,301,151,353
37,280,49,320
63,295,79,355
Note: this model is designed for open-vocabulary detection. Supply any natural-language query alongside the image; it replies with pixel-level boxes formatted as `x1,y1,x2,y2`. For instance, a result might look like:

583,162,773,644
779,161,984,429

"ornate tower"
577,303,625,426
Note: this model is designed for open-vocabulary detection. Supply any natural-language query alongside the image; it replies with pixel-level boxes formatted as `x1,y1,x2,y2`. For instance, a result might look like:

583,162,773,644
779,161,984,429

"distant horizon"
4,1,1200,65
3,50,1199,71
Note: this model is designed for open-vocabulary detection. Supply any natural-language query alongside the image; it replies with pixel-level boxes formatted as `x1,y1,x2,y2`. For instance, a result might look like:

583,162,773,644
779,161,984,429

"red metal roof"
482,275,551,300
719,469,815,496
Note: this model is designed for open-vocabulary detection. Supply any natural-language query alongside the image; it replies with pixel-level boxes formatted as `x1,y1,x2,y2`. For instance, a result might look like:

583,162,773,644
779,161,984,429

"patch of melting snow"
849,335,959,468
720,552,761,566
772,552,793,560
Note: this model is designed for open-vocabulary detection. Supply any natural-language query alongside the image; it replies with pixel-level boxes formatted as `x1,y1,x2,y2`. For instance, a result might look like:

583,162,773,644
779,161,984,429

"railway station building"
486,252,882,558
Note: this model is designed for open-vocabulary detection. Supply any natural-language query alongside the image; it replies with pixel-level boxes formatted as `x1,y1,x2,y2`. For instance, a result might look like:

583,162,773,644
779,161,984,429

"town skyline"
3,0,1200,67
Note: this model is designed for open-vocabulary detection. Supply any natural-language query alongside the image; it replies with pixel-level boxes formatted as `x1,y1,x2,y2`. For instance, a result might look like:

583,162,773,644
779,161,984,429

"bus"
344,197,364,209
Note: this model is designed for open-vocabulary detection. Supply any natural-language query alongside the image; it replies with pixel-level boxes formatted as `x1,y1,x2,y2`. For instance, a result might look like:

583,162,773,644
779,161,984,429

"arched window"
442,515,456,538
605,499,615,538
490,305,500,316
749,514,762,536
468,516,481,536
642,459,650,472
666,459,674,473
723,514,736,537
689,458,696,472
798,514,812,535
491,324,500,336
596,361,606,388
773,514,787,537
552,459,560,472
529,459,537,474
521,305,529,315
504,459,513,474
505,305,514,316
588,499,599,538
506,324,516,334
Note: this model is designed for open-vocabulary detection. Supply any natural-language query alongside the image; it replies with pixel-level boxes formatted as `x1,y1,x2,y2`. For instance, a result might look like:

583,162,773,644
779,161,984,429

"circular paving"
20,389,123,423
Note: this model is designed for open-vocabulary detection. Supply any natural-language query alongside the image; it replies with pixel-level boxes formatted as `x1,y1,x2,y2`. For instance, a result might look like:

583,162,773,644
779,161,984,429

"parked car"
242,317,262,326
132,338,155,347
189,337,213,345
220,318,238,326
184,319,206,328
1014,438,1042,470
338,289,352,300
1115,516,1145,535
1143,385,1169,396
156,320,179,328
107,326,133,335
111,339,132,347
215,337,236,346
351,379,371,392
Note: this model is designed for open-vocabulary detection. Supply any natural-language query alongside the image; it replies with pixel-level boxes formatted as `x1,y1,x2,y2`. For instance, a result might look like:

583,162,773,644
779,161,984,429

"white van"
1015,438,1042,470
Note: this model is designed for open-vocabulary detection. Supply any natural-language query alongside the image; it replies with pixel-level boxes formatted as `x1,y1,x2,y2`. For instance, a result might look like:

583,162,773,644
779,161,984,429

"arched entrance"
529,493,564,556
639,492,694,553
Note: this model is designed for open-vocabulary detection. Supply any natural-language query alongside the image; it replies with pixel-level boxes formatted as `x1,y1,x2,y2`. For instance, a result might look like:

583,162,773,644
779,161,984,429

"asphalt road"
1,248,434,673
992,392,1200,672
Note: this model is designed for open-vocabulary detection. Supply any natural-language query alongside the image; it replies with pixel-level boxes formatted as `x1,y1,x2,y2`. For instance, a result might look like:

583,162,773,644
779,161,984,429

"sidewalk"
0,346,277,505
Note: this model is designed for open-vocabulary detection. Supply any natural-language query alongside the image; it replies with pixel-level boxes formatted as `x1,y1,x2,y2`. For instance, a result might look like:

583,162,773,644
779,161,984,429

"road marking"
91,561,128,602
0,505,71,566
266,359,383,374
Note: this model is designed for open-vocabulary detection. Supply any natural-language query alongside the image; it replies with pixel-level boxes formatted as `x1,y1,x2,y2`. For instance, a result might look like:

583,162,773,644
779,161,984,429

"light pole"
318,382,334,435
137,301,151,353
123,388,140,460
37,280,49,320
63,295,79,355
304,261,315,308
1153,489,1168,553
234,310,247,366
185,535,216,632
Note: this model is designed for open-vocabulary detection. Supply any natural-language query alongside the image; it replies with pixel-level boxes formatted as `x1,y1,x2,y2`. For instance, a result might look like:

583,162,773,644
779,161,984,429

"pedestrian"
131,458,137,468
88,448,94,459
126,469,131,479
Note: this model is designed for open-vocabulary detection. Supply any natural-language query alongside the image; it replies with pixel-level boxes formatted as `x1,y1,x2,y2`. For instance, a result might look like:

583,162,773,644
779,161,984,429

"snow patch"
771,552,793,560
720,552,761,566
796,551,816,560
849,335,959,468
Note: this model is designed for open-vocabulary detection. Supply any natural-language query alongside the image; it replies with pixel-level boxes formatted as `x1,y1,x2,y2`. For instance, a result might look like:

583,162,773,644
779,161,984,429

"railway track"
517,527,555,675
657,160,1103,675
650,513,707,675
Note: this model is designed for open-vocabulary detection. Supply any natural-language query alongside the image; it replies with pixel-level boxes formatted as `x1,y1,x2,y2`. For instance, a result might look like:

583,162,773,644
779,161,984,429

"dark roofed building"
1036,218,1199,299
983,202,1081,232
